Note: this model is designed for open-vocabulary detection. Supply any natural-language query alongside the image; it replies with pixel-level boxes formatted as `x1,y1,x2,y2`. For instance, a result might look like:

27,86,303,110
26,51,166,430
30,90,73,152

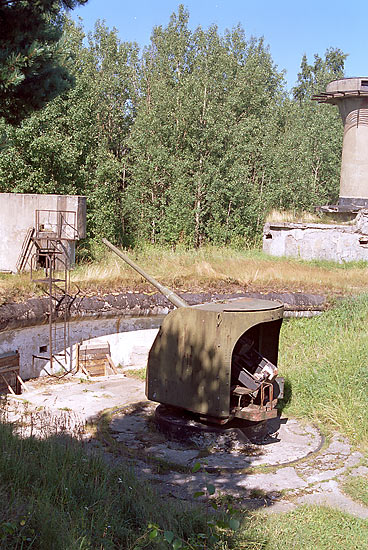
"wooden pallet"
78,342,117,377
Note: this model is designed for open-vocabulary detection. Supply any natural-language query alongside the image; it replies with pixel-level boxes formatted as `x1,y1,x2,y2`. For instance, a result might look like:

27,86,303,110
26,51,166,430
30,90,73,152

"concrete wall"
0,316,161,380
0,193,86,273
263,210,368,263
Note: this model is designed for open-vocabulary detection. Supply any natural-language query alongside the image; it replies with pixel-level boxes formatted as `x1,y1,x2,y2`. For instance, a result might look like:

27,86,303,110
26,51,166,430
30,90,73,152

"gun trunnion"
102,239,284,424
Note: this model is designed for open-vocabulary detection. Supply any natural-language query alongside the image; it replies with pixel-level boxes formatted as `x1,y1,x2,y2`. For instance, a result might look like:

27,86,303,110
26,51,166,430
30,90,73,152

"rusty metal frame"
231,381,279,422
35,209,78,241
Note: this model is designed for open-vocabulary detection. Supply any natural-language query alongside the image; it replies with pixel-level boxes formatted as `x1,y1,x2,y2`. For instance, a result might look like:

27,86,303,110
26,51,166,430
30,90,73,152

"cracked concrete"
131,433,367,518
6,374,368,519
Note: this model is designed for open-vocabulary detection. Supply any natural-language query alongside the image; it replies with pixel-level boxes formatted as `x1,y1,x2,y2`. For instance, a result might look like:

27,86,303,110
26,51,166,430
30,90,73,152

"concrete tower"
314,77,368,211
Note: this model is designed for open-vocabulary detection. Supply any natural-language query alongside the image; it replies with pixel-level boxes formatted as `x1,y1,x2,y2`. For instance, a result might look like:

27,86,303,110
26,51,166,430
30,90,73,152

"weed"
0,414,241,550
123,367,147,381
146,461,241,550
248,488,268,500
244,505,368,550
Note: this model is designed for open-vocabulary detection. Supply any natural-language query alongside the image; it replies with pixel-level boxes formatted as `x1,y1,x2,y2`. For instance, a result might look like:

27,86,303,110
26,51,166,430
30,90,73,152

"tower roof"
313,77,368,103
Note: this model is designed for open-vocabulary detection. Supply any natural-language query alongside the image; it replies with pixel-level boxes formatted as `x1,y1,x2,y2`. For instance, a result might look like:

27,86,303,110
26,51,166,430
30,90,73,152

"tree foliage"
126,7,286,246
0,5,347,251
0,0,88,124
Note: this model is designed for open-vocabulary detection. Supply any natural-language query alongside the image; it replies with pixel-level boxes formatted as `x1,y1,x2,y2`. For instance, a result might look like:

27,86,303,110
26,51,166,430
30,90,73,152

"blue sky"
71,0,368,90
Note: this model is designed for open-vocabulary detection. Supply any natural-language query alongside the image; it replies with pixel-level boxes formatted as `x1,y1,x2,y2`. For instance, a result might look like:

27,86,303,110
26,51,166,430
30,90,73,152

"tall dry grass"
71,246,368,295
265,209,351,225
1,246,368,304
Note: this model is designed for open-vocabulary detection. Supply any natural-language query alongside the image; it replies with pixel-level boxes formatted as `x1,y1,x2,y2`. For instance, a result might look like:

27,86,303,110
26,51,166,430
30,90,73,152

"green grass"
0,421,242,550
278,293,368,445
244,505,368,550
1,417,368,550
122,367,147,381
342,475,368,507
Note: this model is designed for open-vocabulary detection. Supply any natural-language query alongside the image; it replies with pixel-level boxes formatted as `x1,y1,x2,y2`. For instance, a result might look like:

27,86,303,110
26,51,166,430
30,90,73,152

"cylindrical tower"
314,77,368,210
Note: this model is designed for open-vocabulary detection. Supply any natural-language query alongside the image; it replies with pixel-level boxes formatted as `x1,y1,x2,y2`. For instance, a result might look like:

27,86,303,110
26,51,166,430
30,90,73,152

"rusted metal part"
234,406,278,422
312,90,368,102
231,378,283,422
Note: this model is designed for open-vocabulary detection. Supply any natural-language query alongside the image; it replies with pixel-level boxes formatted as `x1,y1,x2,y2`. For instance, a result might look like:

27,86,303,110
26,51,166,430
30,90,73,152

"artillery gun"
103,239,284,426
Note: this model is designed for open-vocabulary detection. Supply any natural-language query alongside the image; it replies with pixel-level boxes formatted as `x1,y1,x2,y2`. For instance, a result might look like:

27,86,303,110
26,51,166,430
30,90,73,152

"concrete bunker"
0,193,86,273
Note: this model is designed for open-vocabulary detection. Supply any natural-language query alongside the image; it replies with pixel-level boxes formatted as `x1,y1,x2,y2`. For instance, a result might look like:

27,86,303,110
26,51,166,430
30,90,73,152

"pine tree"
0,0,87,124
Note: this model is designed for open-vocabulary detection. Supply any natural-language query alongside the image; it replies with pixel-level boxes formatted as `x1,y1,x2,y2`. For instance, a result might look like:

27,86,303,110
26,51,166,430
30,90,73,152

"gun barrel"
102,238,189,309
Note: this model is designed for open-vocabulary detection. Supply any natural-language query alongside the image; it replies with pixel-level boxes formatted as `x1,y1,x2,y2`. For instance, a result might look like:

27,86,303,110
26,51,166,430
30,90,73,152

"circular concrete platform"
110,403,324,472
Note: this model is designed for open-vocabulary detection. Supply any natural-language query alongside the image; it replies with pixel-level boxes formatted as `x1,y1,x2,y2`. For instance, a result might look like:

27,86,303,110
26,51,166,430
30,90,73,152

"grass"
342,475,368,507
0,414,245,550
122,367,147,381
0,271,45,305
71,245,368,295
0,404,367,550
243,505,368,549
265,208,341,224
2,244,368,306
278,293,368,446
4,405,367,550
1,245,368,305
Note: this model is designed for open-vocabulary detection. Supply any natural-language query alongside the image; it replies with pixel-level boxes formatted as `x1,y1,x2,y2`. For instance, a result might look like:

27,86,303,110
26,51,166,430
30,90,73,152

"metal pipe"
102,238,189,309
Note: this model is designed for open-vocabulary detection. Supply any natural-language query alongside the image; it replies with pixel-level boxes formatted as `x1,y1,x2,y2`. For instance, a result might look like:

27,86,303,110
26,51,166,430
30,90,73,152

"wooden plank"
0,356,19,368
16,227,35,273
106,354,117,374
0,350,19,359
83,360,107,376
0,365,19,376
76,342,80,372
87,369,106,377
80,352,110,360
80,364,89,376
85,369,106,376
82,359,107,368
80,343,110,352
0,374,15,395
0,374,16,388
0,383,13,394
15,373,27,391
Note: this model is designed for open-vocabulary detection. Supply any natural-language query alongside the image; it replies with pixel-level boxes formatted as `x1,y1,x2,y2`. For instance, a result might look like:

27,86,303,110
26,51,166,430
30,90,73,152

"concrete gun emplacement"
103,239,284,425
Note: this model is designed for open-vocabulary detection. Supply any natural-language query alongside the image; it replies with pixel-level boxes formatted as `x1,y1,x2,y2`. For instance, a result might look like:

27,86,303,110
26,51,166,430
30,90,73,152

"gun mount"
103,239,284,425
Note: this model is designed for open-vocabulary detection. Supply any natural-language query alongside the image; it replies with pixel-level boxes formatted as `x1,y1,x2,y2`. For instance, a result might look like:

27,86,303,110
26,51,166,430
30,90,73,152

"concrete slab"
17,374,146,422
297,480,368,520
